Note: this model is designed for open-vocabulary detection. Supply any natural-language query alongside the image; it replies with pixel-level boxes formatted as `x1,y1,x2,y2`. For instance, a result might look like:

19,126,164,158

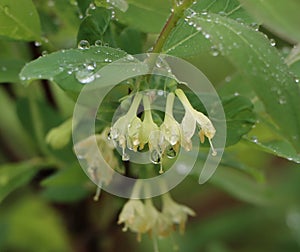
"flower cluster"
118,192,195,241
110,88,217,173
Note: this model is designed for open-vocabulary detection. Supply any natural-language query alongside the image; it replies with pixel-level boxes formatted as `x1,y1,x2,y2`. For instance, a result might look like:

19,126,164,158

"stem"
151,0,194,54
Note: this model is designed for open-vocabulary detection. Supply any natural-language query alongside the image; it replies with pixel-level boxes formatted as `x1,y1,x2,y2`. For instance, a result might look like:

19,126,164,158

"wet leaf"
0,0,41,41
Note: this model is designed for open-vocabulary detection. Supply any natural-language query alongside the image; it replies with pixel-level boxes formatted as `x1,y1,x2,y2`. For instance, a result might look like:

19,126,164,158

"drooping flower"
175,88,217,156
74,128,120,186
160,92,182,147
162,192,196,234
110,93,143,160
118,198,158,241
139,95,159,150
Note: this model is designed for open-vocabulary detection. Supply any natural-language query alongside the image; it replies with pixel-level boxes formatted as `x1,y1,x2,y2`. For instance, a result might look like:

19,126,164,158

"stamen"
159,161,164,174
93,186,101,201
208,138,217,156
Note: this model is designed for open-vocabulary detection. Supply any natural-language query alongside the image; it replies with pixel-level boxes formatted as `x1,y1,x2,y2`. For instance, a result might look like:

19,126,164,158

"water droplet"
295,77,299,84
150,150,161,164
122,152,130,161
251,136,258,143
201,10,208,16
42,51,48,56
210,46,219,56
95,40,103,46
34,41,41,47
225,76,232,83
279,96,286,104
270,38,276,47
126,55,135,61
110,128,119,140
169,135,179,145
89,3,96,9
75,68,95,84
78,40,90,50
234,92,239,96
157,90,164,96
84,61,96,70
204,33,211,39
166,145,177,159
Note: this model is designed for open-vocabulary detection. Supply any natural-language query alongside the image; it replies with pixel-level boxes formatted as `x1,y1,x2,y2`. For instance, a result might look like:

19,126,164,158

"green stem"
151,0,194,54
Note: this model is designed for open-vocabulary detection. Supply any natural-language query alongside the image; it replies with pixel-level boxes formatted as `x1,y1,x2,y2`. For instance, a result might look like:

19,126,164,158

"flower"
139,95,159,150
160,92,182,147
162,193,196,234
110,93,143,160
175,88,217,156
74,128,120,186
118,199,158,241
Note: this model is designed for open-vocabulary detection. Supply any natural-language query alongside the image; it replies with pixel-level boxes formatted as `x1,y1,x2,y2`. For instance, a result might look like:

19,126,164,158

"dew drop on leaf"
95,40,103,46
270,38,276,47
34,41,42,47
75,68,95,84
78,40,90,50
210,46,219,56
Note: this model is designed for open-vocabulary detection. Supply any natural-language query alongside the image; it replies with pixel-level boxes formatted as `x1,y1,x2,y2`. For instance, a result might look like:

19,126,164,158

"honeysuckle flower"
162,192,196,234
74,128,120,186
118,198,158,241
175,88,217,156
160,92,182,147
110,93,143,160
153,211,175,238
139,95,159,150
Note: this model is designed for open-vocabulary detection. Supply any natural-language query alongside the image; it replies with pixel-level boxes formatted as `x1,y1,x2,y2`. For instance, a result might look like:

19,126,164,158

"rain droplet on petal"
150,150,161,164
78,40,90,50
166,145,177,159
122,152,130,161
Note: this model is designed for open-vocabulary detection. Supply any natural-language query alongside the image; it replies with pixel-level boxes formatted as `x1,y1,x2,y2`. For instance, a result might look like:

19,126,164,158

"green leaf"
239,0,300,44
0,160,43,203
117,27,147,54
0,59,25,83
77,7,112,45
176,11,300,153
0,0,41,41
41,164,90,202
0,197,71,252
163,0,255,57
210,166,273,205
19,46,128,98
222,94,256,146
116,0,171,33
286,45,300,79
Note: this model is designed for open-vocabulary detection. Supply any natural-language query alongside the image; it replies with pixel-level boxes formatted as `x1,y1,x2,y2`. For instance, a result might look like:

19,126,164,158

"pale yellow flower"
162,193,196,234
175,88,217,156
